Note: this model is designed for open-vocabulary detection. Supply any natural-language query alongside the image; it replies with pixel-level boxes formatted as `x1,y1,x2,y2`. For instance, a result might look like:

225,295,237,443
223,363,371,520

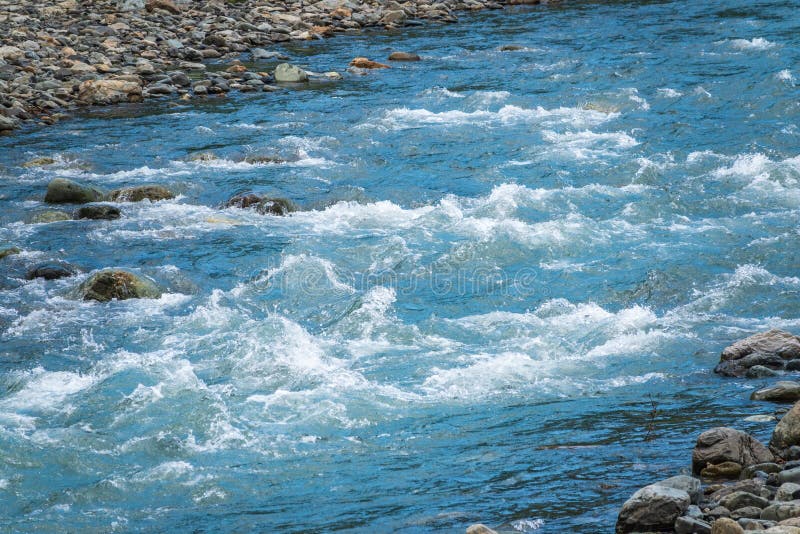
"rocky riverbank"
0,0,546,132
606,330,800,534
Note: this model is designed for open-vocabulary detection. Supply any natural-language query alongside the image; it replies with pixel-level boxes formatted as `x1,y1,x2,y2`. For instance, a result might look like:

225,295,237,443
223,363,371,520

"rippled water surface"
2,0,800,531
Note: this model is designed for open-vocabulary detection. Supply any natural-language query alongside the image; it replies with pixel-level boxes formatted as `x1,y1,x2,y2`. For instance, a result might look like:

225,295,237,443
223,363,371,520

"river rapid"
1,0,800,532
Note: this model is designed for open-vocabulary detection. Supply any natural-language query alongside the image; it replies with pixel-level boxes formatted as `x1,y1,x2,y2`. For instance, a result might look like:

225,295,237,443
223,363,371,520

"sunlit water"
2,0,800,531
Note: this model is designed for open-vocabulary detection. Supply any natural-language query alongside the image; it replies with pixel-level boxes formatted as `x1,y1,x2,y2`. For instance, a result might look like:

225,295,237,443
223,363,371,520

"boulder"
26,263,76,281
274,63,308,83
715,330,800,377
753,382,800,403
74,205,121,220
221,193,296,216
388,51,421,61
772,403,800,452
77,79,142,106
79,270,161,302
762,501,800,522
30,210,71,224
710,517,744,534
44,178,104,204
107,185,174,202
692,428,774,475
615,484,691,533
350,57,390,69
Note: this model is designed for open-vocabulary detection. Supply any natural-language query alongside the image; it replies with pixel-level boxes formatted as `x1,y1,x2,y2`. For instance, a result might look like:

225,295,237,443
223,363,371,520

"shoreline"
0,0,554,134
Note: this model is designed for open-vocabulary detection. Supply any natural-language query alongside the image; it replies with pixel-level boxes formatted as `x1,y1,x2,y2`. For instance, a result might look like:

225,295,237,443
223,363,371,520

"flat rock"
30,210,71,223
388,51,421,61
753,382,800,403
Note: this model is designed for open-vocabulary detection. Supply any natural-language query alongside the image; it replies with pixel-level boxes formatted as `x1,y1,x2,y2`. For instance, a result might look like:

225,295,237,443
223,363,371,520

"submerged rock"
465,525,497,534
615,483,691,533
80,270,161,302
0,246,21,260
753,382,800,403
692,427,774,475
74,204,121,220
30,210,71,223
274,63,308,83
107,185,174,202
44,178,104,204
349,57,390,69
26,263,76,280
221,193,296,216
715,330,800,377
21,156,55,168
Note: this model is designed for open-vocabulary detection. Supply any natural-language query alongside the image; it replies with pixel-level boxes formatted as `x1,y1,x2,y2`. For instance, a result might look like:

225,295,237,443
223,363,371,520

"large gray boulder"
772,402,800,452
274,63,308,83
79,270,161,302
715,330,800,377
692,427,774,475
753,382,800,403
615,483,691,533
44,178,104,204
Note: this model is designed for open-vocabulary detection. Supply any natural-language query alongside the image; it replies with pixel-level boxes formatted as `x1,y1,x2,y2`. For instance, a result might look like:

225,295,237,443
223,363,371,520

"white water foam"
725,37,777,51
374,104,618,130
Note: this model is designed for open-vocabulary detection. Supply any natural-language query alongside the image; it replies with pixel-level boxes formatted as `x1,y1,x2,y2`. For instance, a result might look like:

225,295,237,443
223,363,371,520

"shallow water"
2,0,800,531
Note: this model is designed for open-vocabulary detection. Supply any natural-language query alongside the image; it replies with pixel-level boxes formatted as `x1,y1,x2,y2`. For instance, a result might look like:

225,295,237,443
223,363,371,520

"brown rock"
350,57,390,69
331,7,352,18
710,517,744,534
701,461,743,480
388,51,421,61
692,427,774,475
145,0,181,15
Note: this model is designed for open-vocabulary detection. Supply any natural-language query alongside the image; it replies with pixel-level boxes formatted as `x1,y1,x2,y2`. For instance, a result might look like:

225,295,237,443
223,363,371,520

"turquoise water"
2,0,800,531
